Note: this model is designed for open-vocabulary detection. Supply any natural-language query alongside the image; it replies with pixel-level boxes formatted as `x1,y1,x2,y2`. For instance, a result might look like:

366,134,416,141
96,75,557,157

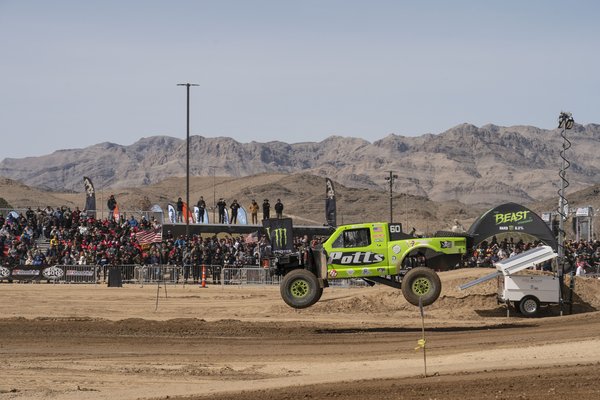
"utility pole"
177,83,199,238
385,171,398,223
209,165,217,224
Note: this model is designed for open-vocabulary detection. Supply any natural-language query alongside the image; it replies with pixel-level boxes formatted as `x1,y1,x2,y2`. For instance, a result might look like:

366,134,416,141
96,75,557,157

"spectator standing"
176,197,184,223
217,198,227,224
275,199,284,219
249,200,259,224
262,199,270,220
230,200,240,224
107,195,117,221
196,196,206,223
575,257,589,276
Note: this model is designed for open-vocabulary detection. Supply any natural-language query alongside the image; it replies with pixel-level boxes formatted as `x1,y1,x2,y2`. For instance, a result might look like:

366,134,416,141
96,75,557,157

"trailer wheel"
519,296,540,317
401,267,442,307
280,269,323,309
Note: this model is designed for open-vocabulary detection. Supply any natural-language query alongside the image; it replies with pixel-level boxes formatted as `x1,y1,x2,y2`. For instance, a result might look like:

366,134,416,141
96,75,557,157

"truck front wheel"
280,269,323,309
401,267,442,307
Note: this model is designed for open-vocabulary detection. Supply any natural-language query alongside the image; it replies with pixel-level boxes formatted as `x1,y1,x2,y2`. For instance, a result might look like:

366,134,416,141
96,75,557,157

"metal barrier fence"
54,265,98,284
98,264,139,283
221,267,369,287
1,262,374,287
135,265,182,286
222,267,281,286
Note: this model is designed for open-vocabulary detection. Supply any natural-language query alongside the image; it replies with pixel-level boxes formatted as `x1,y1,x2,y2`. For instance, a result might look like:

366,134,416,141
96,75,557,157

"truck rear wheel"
280,269,323,309
401,267,442,307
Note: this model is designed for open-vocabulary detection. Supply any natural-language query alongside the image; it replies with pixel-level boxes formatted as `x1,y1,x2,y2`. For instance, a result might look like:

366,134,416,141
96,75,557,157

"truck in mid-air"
266,221,468,309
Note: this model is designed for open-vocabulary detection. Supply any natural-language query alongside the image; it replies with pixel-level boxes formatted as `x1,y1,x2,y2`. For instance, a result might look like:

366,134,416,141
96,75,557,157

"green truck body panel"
320,222,467,280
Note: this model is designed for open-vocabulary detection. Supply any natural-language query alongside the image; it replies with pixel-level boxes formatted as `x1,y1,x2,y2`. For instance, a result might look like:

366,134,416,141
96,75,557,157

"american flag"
244,231,259,244
134,228,162,245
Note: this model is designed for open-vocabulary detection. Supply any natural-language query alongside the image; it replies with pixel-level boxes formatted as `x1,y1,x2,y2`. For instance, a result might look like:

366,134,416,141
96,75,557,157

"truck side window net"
332,228,371,248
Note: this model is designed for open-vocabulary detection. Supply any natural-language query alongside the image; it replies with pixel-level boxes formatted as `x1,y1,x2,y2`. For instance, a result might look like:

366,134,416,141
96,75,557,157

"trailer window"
331,228,371,248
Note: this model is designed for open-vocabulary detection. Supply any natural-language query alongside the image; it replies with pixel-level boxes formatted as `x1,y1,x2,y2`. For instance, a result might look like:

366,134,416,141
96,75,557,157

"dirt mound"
297,269,600,318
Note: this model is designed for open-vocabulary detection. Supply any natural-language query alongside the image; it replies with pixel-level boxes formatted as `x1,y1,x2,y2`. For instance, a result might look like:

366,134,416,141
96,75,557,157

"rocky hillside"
1,123,599,206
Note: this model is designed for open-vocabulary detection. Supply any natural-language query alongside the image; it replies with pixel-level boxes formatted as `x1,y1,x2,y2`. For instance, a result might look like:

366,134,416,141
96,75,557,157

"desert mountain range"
1,122,599,216
2,123,600,206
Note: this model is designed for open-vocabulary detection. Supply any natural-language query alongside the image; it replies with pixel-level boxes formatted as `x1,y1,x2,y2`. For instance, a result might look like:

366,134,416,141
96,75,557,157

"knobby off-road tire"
280,269,323,309
401,267,442,307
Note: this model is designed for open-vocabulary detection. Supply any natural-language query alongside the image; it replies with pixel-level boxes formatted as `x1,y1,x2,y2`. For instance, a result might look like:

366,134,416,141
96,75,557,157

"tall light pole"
385,171,398,223
177,83,199,238
557,111,574,274
209,165,217,224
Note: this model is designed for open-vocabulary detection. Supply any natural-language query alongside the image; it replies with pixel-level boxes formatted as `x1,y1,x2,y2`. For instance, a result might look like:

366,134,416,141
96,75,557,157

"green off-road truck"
269,222,467,309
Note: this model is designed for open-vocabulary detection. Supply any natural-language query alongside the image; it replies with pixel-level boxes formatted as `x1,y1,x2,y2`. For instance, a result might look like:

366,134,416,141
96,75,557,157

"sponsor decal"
373,226,383,232
440,241,453,249
0,266,10,279
392,245,401,254
329,269,338,278
66,270,95,276
377,268,386,274
42,266,64,280
362,268,369,275
391,256,397,262
498,225,525,231
12,269,40,276
389,224,402,233
409,240,416,247
374,238,384,243
494,211,532,225
347,269,355,276
328,251,385,266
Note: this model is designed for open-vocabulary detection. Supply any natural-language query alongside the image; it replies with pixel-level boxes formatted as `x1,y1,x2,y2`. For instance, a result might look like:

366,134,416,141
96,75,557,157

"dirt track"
1,269,600,400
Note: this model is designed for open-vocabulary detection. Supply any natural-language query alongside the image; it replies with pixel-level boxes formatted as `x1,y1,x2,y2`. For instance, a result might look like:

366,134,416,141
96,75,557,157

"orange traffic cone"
201,264,206,288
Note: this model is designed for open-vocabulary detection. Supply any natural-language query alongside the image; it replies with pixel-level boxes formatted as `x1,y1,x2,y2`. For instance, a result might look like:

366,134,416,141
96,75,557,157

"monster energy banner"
325,178,337,227
83,176,96,218
467,202,558,251
263,218,294,253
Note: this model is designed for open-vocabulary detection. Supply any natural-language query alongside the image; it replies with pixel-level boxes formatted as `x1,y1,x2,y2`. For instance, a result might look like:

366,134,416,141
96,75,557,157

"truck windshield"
331,228,371,248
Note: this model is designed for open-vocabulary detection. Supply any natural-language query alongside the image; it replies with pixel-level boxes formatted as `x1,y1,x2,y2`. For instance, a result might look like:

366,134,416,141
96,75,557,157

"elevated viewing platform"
162,222,334,238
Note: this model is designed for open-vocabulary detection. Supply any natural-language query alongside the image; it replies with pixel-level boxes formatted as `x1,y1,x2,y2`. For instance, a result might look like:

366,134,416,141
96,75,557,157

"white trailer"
460,245,559,317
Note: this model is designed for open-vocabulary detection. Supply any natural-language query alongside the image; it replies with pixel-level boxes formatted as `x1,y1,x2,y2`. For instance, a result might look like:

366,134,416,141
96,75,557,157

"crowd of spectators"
2,206,599,279
0,206,313,282
465,235,600,274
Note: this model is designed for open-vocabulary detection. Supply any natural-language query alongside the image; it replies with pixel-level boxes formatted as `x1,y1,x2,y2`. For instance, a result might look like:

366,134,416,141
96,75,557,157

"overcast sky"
1,0,598,161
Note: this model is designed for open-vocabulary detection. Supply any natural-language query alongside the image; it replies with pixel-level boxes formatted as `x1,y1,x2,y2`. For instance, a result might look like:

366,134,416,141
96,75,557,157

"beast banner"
263,218,294,253
467,202,558,251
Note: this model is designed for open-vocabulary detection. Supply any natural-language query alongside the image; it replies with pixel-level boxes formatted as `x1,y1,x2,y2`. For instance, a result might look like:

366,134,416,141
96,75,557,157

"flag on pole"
113,204,120,222
182,202,195,223
83,177,96,218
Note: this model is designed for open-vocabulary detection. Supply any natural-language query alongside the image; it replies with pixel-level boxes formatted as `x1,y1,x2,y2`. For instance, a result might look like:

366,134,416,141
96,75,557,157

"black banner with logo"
467,202,558,251
325,178,337,227
8,267,44,281
263,218,294,253
83,176,96,218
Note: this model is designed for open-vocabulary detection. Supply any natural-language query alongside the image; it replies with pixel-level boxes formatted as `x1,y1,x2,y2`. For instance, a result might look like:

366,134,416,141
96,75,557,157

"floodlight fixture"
558,111,574,130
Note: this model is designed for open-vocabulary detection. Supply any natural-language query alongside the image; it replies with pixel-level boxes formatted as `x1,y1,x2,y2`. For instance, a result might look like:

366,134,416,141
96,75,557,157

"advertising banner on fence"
9,266,43,281
263,218,294,253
